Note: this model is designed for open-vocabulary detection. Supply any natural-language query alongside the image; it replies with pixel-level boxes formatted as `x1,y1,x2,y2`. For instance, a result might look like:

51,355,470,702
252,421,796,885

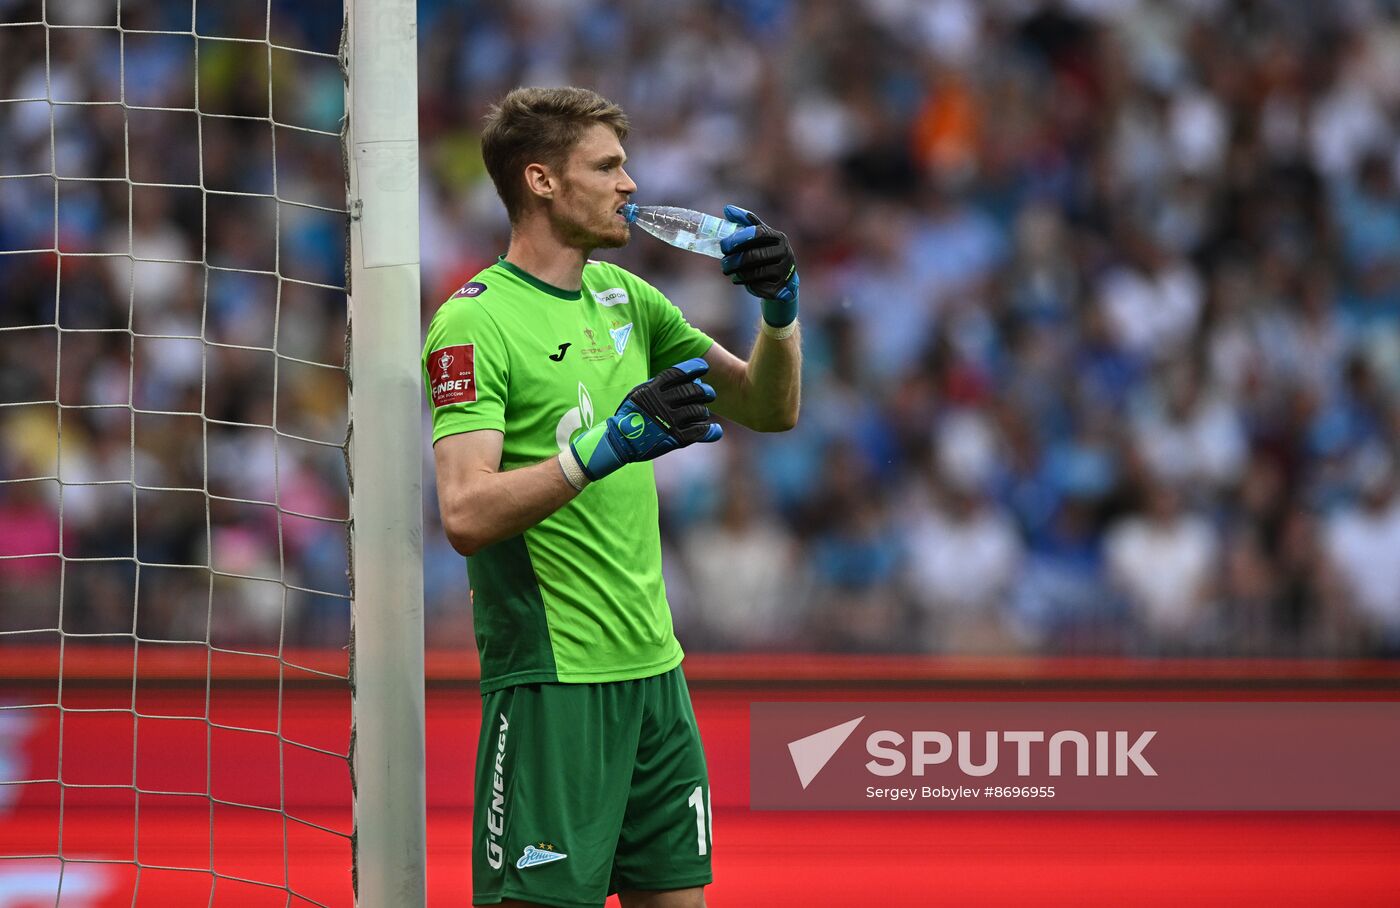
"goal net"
0,1,425,905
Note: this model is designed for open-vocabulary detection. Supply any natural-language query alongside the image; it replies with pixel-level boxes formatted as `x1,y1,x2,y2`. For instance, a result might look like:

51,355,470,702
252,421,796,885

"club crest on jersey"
516,844,568,870
450,281,487,299
591,287,629,307
609,323,633,356
429,344,475,407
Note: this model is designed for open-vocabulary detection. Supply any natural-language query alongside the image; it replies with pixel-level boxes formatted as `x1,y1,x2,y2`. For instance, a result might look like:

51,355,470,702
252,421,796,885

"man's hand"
719,205,800,329
567,358,723,483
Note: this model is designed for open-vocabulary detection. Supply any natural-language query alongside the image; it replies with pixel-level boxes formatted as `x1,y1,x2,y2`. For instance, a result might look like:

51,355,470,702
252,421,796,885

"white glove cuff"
557,449,591,492
761,317,797,340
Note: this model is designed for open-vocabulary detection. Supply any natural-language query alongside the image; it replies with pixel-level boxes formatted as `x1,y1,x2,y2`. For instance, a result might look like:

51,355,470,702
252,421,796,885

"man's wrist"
759,271,799,330
557,448,592,492
567,420,626,483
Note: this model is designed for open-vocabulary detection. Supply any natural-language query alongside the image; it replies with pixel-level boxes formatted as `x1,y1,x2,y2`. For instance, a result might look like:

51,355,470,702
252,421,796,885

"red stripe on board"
4,648,1400,684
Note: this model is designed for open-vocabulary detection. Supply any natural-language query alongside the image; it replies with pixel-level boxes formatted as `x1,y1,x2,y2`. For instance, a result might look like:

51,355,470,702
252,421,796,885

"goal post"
0,0,426,902
343,0,427,905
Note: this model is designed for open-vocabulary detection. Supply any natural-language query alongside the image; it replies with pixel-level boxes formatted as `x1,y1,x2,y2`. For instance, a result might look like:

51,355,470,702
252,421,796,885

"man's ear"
524,162,555,201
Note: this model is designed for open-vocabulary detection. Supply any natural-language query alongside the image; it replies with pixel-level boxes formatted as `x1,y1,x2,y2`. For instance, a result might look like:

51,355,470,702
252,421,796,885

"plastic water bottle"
621,203,737,259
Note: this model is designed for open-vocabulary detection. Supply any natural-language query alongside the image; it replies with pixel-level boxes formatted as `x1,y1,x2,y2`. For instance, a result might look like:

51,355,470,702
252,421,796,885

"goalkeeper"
423,86,801,908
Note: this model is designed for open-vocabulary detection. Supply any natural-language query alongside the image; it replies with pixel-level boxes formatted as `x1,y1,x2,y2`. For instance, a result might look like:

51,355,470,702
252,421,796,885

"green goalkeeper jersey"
424,257,713,692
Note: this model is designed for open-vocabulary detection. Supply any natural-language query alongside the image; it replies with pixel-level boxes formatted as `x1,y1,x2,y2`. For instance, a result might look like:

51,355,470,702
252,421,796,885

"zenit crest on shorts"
422,258,713,691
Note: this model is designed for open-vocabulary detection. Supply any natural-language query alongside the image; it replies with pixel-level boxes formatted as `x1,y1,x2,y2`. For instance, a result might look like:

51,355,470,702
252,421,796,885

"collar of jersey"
493,256,582,301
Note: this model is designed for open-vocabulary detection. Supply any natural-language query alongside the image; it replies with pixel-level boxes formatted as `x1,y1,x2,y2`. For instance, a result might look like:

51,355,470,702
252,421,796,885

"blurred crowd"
0,0,351,650
5,0,1400,659
416,0,1400,659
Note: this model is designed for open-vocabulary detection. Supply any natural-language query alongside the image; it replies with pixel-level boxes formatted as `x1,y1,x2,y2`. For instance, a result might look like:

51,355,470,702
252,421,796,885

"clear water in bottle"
621,203,738,258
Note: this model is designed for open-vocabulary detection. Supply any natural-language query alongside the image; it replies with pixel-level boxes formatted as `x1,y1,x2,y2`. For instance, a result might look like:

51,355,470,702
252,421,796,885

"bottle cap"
620,203,639,224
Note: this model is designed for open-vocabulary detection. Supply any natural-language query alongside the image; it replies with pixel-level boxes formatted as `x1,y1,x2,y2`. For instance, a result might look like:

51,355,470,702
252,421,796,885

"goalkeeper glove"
719,205,800,330
564,358,723,486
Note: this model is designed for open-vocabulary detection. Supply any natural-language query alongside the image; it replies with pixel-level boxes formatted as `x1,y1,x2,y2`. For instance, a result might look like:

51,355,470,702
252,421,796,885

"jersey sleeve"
637,277,714,375
423,298,510,444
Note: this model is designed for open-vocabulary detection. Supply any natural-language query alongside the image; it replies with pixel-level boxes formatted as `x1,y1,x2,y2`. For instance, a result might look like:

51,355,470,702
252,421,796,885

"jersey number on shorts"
687,786,713,856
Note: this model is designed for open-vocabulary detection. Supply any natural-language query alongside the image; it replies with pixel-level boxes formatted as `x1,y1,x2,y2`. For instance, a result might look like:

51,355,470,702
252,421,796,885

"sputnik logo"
787,716,864,789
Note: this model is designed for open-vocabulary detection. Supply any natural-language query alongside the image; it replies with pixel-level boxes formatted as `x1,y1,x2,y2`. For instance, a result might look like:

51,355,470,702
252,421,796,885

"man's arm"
704,205,802,432
434,429,577,557
434,359,724,556
704,332,801,432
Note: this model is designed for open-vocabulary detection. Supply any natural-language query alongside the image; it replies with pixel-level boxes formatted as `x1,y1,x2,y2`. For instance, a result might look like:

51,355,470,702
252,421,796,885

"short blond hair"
481,87,631,222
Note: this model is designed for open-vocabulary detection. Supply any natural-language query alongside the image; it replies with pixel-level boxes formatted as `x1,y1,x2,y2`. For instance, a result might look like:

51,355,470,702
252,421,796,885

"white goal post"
344,0,427,904
0,0,426,903
0,0,422,889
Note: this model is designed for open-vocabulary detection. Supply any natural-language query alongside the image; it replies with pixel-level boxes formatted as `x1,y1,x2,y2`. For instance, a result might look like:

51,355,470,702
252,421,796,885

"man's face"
546,123,637,250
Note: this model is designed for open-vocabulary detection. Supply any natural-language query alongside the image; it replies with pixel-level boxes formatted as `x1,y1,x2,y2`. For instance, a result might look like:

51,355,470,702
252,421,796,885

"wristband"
761,317,797,340
557,449,591,492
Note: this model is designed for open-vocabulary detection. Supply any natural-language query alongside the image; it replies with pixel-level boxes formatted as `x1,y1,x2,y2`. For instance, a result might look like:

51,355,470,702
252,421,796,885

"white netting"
0,1,355,904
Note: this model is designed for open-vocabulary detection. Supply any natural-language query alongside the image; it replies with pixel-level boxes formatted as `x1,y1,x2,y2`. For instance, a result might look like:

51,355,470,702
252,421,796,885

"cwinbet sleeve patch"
428,343,476,407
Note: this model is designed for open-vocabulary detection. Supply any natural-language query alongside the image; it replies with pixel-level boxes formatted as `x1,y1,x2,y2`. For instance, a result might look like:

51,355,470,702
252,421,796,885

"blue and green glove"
719,205,799,331
564,358,723,486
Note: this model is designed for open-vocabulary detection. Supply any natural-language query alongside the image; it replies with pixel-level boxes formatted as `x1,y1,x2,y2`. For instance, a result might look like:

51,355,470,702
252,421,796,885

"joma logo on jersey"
486,713,509,870
429,344,475,407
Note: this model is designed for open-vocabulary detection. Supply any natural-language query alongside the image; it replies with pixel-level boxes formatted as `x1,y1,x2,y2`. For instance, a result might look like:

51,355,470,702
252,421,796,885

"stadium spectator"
1321,448,1400,655
1105,476,1221,653
905,411,1025,653
678,469,804,650
1130,357,1248,491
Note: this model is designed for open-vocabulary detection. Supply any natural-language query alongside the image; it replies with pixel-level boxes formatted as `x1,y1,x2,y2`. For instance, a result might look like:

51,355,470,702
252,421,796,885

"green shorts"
472,666,713,908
